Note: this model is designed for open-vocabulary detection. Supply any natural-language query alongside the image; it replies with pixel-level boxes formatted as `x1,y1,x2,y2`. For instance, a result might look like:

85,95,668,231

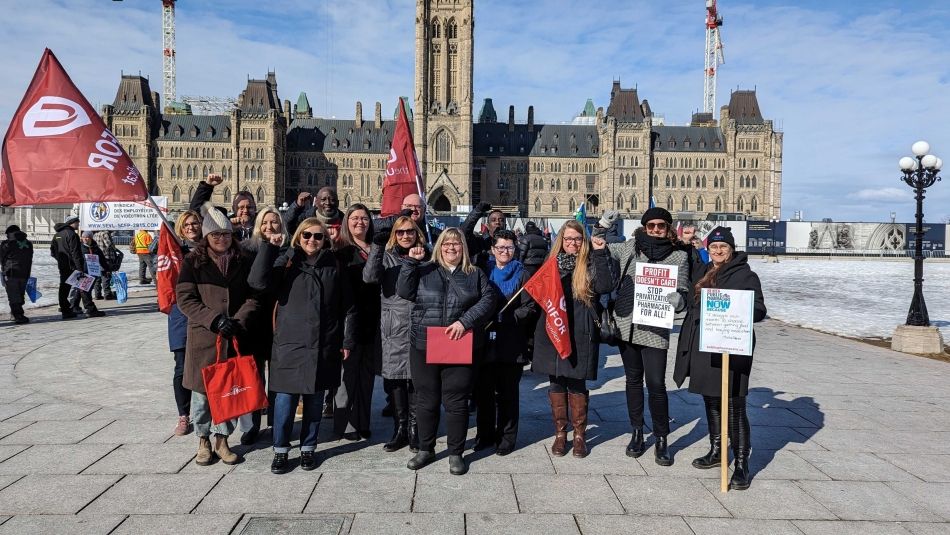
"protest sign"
79,197,167,231
84,254,101,276
698,288,755,356
631,263,679,329
65,270,95,292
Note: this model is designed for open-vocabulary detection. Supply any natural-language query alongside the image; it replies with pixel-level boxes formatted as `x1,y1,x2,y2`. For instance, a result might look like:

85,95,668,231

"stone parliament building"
102,0,782,222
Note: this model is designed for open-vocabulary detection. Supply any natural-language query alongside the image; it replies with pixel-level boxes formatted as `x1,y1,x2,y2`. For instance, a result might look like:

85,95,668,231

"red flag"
156,224,183,314
523,256,572,359
380,97,423,217
1,49,148,206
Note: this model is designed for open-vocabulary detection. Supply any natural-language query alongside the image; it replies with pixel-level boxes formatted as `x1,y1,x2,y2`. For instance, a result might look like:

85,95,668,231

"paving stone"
81,419,176,444
748,450,830,480
466,443,556,474
0,446,28,464
465,513,580,535
0,514,126,535
703,479,835,520
111,514,242,535
229,514,350,535
806,429,906,453
0,474,120,514
887,481,950,521
0,404,40,421
0,420,111,445
7,402,100,421
0,422,33,441
879,454,950,483
798,481,942,522
305,471,414,513
349,512,463,535
903,522,950,534
83,473,222,514
790,408,881,430
413,473,517,513
548,434,647,476
606,475,730,517
750,425,824,451
793,520,914,534
0,444,117,475
684,518,804,535
748,407,819,428
196,472,317,513
82,443,194,474
574,514,694,534
795,451,917,482
512,474,623,514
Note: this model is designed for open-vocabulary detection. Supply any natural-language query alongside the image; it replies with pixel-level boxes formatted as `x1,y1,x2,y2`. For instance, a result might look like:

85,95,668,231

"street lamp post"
768,217,779,262
898,141,942,327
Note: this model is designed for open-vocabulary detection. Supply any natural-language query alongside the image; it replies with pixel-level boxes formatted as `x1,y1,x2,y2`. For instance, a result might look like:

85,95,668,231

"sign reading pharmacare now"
79,197,167,231
698,288,755,356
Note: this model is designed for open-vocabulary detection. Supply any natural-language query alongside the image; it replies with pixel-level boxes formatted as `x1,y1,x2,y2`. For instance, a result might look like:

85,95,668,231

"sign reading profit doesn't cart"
699,288,755,356
79,197,167,231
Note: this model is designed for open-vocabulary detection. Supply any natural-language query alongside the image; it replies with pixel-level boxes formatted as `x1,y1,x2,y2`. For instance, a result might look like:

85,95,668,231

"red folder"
426,327,474,364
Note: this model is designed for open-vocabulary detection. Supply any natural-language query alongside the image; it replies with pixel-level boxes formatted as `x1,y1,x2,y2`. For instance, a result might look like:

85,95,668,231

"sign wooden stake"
720,351,730,493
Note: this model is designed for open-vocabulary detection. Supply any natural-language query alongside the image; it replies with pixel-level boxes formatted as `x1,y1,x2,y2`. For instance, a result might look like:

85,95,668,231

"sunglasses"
301,231,324,241
645,222,668,230
395,229,416,237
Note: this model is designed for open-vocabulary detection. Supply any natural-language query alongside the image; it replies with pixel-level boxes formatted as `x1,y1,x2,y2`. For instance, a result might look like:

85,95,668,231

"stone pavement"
0,292,949,534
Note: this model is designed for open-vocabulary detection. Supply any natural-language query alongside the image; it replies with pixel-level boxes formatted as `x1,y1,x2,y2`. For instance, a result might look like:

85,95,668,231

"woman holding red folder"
397,227,497,475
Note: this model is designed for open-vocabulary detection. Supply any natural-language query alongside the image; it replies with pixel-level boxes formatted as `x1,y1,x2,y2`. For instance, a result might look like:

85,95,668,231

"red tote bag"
201,336,269,425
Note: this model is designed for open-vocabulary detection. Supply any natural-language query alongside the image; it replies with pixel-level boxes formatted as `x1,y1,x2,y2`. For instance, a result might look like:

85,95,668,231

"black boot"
693,395,722,470
728,396,752,490
407,450,435,470
241,411,261,445
408,407,419,453
625,427,646,458
384,423,409,452
654,436,673,466
270,452,289,474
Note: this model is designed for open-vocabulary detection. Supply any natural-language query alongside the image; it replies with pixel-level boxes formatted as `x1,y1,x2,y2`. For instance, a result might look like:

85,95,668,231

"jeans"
619,342,670,437
272,391,324,454
173,350,191,417
191,391,236,438
410,346,475,456
138,253,156,282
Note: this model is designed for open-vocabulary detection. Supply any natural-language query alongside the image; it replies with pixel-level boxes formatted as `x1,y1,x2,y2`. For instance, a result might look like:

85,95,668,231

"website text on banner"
631,263,679,329
80,197,168,231
698,288,755,356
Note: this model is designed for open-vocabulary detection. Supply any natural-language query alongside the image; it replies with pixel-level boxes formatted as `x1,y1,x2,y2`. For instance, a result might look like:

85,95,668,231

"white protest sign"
84,254,102,277
80,197,167,231
699,288,755,356
631,262,679,329
66,270,96,292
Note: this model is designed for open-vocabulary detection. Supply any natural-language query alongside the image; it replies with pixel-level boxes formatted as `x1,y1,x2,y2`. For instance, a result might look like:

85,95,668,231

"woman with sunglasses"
397,228,497,475
363,216,428,453
592,207,688,465
333,204,379,441
532,220,613,459
473,229,537,456
249,217,357,474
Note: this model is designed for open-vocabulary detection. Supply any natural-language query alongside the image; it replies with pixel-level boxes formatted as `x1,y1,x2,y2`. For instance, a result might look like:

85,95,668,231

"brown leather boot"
195,436,213,466
548,391,569,457
568,392,589,458
213,434,241,465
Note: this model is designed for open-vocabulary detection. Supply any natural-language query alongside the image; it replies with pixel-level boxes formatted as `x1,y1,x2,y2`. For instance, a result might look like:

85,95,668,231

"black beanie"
640,207,673,225
706,226,735,248
5,225,21,235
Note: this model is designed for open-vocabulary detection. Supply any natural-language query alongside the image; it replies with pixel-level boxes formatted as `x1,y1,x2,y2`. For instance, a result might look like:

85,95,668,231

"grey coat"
363,244,414,380
604,241,689,350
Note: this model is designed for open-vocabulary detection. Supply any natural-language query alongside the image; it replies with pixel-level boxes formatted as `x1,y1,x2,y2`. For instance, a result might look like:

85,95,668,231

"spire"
478,98,498,123
296,92,311,118
581,98,596,117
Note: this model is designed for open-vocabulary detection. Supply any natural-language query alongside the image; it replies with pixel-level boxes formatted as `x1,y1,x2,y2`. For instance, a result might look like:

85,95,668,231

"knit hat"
231,191,257,215
706,226,735,248
81,231,94,238
640,207,673,226
64,215,80,226
200,202,233,236
4,225,20,235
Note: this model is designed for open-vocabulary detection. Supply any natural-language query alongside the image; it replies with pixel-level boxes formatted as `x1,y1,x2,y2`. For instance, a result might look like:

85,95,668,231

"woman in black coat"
673,226,767,490
248,216,357,475
530,220,613,459
473,230,537,456
397,227,497,475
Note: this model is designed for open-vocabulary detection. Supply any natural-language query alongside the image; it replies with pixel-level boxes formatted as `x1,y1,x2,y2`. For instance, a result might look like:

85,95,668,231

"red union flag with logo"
156,224,183,314
380,97,424,217
523,256,572,359
1,49,148,206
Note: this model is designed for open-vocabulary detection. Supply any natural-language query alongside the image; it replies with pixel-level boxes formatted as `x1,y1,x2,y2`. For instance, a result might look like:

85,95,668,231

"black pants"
57,270,72,313
334,343,376,436
619,342,670,437
172,349,191,417
474,362,523,450
68,286,96,313
548,375,587,394
705,395,751,452
4,277,27,317
409,346,475,455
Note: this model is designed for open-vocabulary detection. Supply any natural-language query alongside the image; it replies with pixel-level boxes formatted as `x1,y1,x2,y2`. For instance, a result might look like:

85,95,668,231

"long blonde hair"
386,216,426,251
548,220,593,306
433,227,475,274
290,217,328,250
251,206,289,248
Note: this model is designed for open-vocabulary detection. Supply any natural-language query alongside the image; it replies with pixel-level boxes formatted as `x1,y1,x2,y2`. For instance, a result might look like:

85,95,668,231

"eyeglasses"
645,222,668,230
348,216,370,223
301,231,324,241
562,237,584,244
395,229,416,237
493,245,515,252
182,222,201,228
207,233,231,240
441,242,461,249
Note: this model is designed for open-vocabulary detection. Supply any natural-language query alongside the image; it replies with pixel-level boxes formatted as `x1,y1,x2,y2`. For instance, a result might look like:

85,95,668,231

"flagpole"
483,285,527,331
146,193,180,244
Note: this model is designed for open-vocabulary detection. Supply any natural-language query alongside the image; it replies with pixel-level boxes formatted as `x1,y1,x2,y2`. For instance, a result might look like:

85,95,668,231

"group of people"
162,174,766,490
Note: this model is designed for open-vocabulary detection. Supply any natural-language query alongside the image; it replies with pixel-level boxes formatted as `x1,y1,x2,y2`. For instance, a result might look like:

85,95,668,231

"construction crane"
703,0,724,115
162,0,176,108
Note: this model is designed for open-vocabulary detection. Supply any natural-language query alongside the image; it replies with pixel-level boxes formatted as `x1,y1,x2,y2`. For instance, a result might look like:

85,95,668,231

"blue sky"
2,0,949,222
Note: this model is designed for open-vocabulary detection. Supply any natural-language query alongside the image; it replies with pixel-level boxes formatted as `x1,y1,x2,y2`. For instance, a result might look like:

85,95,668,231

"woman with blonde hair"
530,220,613,459
166,210,202,436
396,227,497,475
246,206,289,254
364,216,427,453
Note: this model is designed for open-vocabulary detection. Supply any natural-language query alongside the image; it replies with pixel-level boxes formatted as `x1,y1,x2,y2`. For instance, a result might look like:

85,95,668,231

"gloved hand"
211,315,239,338
399,208,414,218
599,209,620,229
476,202,492,213
372,230,391,246
665,292,684,312
513,307,532,325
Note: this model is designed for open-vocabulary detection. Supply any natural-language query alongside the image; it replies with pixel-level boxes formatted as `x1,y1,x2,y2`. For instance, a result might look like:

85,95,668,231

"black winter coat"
51,223,83,274
249,244,357,394
673,252,767,397
530,249,614,381
483,262,538,365
338,244,381,342
517,231,549,274
396,259,498,353
79,241,109,276
1,232,33,279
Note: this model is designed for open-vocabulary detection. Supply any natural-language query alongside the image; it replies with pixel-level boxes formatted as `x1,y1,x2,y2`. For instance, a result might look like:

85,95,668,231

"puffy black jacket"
51,223,83,273
518,230,549,272
0,232,33,279
396,259,498,352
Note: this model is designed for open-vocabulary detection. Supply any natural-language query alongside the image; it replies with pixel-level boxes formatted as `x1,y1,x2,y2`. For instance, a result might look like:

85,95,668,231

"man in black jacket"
1,225,33,324
51,216,105,319
517,221,549,276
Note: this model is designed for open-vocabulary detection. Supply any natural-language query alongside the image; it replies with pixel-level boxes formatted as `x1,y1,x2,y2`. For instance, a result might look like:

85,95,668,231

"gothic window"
244,166,249,179
202,165,208,177
447,19,458,39
188,185,195,199
550,179,555,190
632,173,637,186
431,19,441,38
681,196,689,211
631,194,638,211
177,165,182,178
555,178,561,191
666,195,674,211
226,166,232,179
223,187,232,204
257,187,265,205
157,165,163,179
715,196,722,211
186,166,193,178
435,130,450,162
751,196,758,212
172,186,181,203
680,176,686,188
665,176,671,188
697,197,705,211
307,173,315,186
702,176,707,188
616,193,624,209
378,175,383,188
535,197,541,212
449,50,459,103
751,175,757,188
552,198,559,212
737,197,745,211
258,165,263,180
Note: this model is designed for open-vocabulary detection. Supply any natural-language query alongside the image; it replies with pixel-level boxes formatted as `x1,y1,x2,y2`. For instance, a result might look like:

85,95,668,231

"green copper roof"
478,98,498,123
393,97,413,121
581,98,596,117
296,92,311,114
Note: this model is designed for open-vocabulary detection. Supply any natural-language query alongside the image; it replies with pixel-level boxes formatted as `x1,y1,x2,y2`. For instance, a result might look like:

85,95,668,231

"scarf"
556,252,577,274
208,248,233,277
635,233,677,262
489,260,523,298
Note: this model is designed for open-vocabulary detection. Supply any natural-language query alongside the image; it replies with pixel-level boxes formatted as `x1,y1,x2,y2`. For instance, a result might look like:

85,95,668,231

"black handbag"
597,255,633,347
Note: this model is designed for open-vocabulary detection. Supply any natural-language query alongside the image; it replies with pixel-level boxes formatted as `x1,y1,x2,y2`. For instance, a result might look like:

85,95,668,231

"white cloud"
848,187,910,201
